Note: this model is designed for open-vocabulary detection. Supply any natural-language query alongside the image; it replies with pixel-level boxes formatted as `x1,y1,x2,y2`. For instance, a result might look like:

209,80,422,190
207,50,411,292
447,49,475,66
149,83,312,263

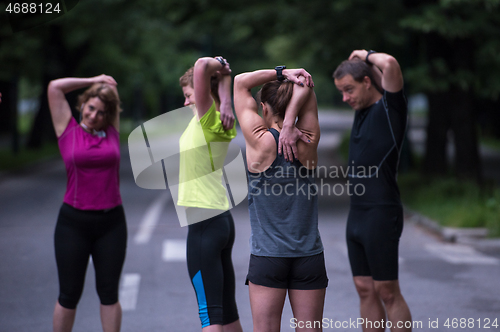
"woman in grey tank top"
234,68,327,331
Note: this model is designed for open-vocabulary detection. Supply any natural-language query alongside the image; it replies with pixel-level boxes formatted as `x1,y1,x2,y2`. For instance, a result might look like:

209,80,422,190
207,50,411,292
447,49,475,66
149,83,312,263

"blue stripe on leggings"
192,270,210,327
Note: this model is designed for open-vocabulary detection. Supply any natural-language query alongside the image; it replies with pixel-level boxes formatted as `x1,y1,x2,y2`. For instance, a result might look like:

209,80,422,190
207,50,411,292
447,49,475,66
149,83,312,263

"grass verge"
0,143,60,172
399,172,500,237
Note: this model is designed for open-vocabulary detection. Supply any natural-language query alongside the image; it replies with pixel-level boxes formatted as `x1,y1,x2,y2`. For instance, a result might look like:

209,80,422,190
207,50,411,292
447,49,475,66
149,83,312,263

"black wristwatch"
275,65,286,82
365,50,376,65
215,56,227,67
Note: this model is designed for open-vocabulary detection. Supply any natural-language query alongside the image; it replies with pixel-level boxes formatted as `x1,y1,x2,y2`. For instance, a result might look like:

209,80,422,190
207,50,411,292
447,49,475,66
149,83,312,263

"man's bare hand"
348,49,369,62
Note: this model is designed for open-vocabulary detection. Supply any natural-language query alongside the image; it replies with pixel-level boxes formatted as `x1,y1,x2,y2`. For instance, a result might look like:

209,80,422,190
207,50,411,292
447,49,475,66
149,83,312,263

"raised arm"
47,75,117,137
349,50,403,93
370,64,383,93
234,68,314,147
278,75,317,161
233,70,271,148
217,73,235,131
193,56,230,119
283,78,319,164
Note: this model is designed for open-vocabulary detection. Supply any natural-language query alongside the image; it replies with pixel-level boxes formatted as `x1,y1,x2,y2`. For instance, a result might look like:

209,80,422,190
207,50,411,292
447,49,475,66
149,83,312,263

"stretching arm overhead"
234,68,316,172
289,79,320,167
193,56,231,119
279,75,319,161
47,75,117,137
233,68,313,149
233,70,276,150
349,50,403,93
217,73,234,130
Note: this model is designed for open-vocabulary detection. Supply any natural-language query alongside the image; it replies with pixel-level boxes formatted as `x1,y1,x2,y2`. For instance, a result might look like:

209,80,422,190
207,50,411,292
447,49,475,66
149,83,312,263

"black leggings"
54,203,127,309
186,210,239,328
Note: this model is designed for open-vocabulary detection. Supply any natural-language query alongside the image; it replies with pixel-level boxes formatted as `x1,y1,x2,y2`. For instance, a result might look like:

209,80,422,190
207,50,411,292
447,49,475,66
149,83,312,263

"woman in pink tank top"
48,75,126,332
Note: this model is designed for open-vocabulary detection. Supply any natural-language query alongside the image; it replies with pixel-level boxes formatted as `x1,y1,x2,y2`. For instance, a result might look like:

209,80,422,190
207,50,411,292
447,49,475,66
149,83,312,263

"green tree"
0,0,206,148
2,0,499,184
401,0,500,181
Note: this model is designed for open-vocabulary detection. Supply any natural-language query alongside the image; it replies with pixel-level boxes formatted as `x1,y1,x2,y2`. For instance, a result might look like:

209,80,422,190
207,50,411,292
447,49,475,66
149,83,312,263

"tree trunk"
26,74,55,149
26,25,88,149
477,98,500,140
0,79,19,154
132,85,145,123
450,89,482,182
26,26,65,149
423,92,451,176
0,81,15,134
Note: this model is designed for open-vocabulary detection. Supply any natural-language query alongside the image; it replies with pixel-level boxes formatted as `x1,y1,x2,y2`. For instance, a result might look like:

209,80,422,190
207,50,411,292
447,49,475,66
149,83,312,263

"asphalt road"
1,112,500,332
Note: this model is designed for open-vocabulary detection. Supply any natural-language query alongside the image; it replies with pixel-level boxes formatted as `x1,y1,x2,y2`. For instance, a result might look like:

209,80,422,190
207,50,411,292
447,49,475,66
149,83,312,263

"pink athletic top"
58,117,122,210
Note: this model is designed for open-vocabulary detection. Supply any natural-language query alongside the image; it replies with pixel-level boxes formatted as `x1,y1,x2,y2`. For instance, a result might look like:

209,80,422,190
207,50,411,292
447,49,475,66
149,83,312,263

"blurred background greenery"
1,0,500,234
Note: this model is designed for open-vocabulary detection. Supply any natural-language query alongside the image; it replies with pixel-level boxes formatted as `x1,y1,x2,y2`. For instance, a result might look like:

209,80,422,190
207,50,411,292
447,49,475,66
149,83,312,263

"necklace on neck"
80,123,106,137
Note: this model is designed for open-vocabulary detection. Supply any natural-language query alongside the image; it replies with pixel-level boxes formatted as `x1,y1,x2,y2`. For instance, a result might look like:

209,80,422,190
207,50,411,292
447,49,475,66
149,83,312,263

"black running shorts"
246,252,328,290
346,205,403,281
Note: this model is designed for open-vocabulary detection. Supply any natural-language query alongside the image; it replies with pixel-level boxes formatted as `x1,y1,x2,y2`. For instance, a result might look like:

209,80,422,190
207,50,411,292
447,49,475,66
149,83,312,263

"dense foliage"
1,0,500,179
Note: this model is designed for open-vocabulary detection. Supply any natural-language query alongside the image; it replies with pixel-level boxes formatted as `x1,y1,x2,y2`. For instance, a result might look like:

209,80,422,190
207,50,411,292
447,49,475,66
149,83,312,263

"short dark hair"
333,59,379,90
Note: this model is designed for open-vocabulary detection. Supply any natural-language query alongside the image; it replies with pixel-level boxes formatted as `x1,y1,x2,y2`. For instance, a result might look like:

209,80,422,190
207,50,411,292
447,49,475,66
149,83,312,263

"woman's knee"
96,277,120,305
97,287,119,306
58,290,83,309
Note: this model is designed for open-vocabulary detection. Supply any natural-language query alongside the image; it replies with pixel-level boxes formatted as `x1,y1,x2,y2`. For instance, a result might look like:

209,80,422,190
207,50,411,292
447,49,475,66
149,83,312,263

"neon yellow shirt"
177,102,237,210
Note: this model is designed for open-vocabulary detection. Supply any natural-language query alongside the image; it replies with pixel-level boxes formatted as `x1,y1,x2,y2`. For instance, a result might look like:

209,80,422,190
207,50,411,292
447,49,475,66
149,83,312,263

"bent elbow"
234,73,247,90
47,80,58,92
193,57,210,75
385,56,401,72
47,80,63,97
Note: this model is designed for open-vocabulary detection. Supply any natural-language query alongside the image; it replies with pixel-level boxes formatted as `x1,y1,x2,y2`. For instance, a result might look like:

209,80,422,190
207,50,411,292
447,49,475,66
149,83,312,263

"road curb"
404,207,500,250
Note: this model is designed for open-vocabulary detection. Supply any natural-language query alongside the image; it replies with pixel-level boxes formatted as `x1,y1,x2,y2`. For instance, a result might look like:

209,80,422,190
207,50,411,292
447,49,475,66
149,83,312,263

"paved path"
1,114,500,331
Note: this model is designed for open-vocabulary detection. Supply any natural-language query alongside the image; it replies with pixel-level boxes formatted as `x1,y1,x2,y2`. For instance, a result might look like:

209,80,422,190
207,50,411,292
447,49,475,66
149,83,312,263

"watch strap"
215,56,227,67
275,65,286,82
365,50,376,65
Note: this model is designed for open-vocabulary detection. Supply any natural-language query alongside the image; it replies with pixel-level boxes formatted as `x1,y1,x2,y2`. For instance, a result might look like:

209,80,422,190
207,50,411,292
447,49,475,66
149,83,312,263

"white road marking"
425,243,499,265
134,192,170,244
119,273,141,311
163,239,186,262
